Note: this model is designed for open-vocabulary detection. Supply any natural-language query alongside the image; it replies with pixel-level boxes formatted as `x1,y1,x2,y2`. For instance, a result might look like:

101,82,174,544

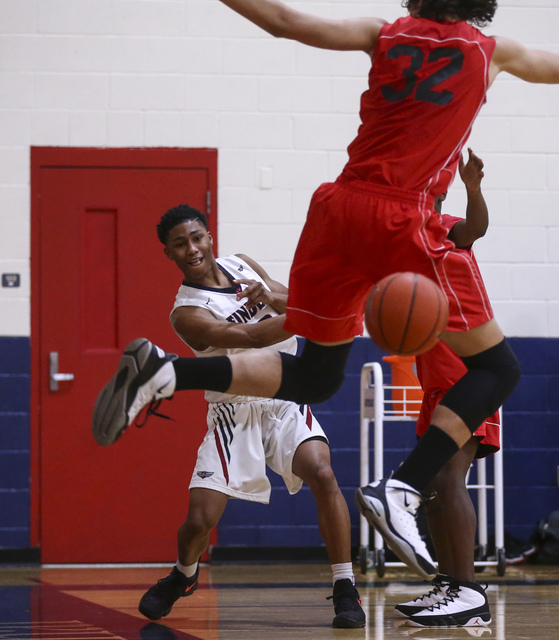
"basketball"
365,272,449,356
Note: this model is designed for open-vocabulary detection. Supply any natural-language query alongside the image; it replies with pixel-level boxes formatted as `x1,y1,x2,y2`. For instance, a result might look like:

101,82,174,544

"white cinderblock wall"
1,0,558,337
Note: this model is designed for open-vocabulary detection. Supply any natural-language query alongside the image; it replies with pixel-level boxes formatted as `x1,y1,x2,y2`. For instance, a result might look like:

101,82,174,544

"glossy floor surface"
1,561,558,640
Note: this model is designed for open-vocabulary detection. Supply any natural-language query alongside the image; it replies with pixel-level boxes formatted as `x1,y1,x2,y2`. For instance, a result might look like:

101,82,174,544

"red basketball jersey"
341,16,496,195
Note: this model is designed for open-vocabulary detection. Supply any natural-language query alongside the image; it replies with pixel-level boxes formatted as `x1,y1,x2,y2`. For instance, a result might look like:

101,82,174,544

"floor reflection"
0,563,557,639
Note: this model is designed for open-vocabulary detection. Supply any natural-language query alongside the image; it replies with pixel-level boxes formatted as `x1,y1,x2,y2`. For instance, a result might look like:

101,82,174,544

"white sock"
332,562,355,585
176,559,198,579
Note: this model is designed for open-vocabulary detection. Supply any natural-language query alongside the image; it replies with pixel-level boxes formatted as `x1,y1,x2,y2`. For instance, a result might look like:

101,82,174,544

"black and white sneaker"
92,338,177,446
139,566,199,620
328,579,366,628
407,579,491,627
395,574,451,617
355,479,436,580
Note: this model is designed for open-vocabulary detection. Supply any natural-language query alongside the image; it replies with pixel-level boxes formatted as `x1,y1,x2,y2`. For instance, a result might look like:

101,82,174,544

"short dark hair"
403,0,497,27
157,204,209,244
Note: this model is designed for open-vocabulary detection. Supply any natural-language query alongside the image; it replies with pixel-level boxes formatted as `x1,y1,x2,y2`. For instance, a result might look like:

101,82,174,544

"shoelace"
135,398,174,428
413,580,446,604
425,584,461,611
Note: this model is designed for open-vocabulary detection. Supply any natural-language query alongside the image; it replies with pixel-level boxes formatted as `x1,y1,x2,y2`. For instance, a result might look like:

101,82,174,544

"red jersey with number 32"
341,16,496,196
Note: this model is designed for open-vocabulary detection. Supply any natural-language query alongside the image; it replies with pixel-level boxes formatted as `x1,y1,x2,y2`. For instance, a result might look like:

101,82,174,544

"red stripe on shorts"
306,406,313,430
214,431,229,485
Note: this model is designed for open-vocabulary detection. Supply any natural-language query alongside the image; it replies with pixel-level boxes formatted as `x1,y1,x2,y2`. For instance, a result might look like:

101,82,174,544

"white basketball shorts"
189,398,328,503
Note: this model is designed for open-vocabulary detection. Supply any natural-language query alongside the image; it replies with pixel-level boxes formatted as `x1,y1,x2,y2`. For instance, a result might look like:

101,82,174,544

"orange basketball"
365,272,449,356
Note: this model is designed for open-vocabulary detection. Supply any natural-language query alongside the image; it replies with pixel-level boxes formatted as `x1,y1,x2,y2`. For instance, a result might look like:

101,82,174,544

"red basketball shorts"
415,341,500,457
416,391,500,458
284,179,493,343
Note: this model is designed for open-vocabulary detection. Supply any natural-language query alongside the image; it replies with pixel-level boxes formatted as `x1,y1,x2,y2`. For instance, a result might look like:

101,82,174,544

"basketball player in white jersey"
136,204,365,628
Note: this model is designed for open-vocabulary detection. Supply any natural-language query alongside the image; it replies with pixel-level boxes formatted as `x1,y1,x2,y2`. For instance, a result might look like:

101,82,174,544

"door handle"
49,352,75,391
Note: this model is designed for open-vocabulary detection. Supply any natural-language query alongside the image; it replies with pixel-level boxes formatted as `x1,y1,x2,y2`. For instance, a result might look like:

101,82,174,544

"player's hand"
459,147,484,191
234,278,272,309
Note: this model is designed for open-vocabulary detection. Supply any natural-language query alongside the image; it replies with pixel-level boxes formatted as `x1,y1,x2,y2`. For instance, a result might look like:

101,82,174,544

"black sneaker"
92,338,177,446
139,566,199,620
394,574,451,618
407,579,491,627
328,578,366,628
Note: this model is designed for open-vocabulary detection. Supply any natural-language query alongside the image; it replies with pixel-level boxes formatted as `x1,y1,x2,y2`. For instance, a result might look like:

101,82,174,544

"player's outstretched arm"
449,148,488,249
491,37,559,85
171,306,292,353
217,0,385,53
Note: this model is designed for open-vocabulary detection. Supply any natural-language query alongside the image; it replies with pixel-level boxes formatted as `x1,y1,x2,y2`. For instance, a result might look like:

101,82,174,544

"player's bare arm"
449,148,488,249
234,254,288,313
171,305,292,353
490,36,559,86
217,0,385,54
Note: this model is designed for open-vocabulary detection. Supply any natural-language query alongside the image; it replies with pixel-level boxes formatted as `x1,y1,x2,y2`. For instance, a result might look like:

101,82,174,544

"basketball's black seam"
398,273,417,353
401,284,446,355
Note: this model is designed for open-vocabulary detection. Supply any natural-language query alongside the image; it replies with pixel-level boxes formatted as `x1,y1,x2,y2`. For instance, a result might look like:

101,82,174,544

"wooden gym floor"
1,561,558,640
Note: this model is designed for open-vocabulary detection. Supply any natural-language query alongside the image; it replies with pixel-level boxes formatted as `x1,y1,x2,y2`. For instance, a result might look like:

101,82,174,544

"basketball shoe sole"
92,338,177,446
355,479,436,580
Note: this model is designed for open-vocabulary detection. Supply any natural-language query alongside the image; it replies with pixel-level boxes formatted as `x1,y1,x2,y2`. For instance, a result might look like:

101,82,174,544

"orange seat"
382,355,423,417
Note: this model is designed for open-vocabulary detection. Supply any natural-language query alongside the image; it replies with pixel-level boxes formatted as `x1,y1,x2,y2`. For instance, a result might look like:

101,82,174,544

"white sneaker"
355,478,436,580
92,338,177,446
407,580,491,627
395,574,451,617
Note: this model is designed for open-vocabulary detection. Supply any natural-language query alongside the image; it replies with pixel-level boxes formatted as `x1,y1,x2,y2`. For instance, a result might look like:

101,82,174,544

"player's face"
164,220,214,279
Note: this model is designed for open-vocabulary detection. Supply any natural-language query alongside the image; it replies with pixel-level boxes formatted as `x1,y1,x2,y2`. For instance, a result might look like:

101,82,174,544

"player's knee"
440,339,520,432
443,341,521,427
304,460,337,490
464,338,521,403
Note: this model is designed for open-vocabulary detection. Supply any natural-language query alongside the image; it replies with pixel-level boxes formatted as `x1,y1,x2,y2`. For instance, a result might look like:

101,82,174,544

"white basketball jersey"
171,255,297,403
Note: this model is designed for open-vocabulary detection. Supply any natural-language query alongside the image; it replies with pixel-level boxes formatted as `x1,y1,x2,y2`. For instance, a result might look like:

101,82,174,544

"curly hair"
157,204,208,244
403,0,497,28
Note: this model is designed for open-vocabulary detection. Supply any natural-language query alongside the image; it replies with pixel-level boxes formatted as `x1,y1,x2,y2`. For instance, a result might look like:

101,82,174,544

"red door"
31,147,217,563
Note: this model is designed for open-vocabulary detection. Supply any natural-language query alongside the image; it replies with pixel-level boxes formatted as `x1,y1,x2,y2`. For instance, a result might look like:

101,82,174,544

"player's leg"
92,338,353,446
177,488,229,567
92,182,370,445
425,437,479,583
292,439,352,566
405,437,493,627
392,320,517,486
139,488,228,621
356,319,519,580
292,438,365,629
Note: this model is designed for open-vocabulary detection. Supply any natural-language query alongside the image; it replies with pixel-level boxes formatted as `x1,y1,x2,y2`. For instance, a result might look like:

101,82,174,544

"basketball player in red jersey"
395,148,501,626
92,1,559,626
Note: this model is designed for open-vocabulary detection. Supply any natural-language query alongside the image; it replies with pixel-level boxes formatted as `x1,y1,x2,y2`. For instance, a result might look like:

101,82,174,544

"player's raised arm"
217,0,385,53
449,148,488,249
490,36,559,85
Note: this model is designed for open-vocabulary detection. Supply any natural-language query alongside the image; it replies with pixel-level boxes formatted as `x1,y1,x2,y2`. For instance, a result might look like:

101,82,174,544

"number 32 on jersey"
382,45,464,106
